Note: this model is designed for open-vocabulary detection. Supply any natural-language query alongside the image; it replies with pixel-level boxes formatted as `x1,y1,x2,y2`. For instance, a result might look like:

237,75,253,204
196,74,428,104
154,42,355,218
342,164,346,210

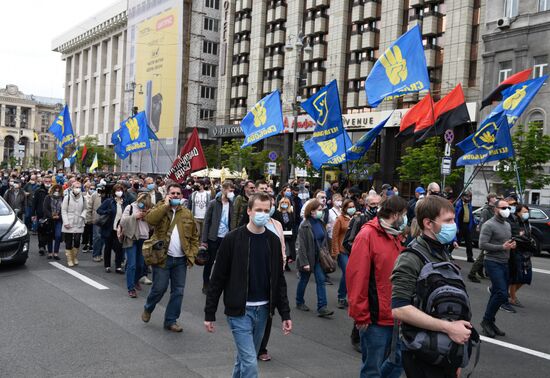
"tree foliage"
496,123,550,189
203,144,221,168
71,136,116,172
288,141,320,178
218,139,273,175
398,137,464,186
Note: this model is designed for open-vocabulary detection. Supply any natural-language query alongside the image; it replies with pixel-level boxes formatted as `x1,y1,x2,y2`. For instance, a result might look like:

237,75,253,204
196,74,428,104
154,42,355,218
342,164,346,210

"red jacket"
346,218,404,326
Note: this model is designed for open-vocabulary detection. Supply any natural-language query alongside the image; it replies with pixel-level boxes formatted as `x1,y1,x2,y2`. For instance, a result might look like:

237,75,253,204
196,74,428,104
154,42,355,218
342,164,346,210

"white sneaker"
140,276,153,285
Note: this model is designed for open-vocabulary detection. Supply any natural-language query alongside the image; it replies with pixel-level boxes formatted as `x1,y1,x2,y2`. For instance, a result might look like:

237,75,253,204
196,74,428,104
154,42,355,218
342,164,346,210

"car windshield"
0,197,13,216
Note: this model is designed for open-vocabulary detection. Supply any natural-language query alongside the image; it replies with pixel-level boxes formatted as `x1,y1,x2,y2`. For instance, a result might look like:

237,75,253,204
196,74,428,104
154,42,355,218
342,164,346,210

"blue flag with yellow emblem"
347,113,392,161
365,25,430,108
118,111,151,155
301,80,345,142
457,114,514,166
240,90,284,148
303,131,352,170
56,140,65,161
48,105,75,147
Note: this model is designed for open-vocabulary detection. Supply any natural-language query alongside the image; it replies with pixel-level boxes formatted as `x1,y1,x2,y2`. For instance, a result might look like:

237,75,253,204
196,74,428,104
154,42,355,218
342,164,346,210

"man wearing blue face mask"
144,176,163,205
204,192,292,377
141,183,199,332
392,196,476,377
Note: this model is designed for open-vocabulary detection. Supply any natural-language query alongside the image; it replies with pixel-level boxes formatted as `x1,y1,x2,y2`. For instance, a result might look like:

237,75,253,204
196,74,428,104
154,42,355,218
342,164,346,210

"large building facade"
215,0,484,188
0,84,62,168
52,0,221,172
468,0,550,206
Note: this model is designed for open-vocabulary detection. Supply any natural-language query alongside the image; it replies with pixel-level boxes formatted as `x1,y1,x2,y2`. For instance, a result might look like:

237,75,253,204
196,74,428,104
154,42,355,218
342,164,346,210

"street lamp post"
284,32,311,183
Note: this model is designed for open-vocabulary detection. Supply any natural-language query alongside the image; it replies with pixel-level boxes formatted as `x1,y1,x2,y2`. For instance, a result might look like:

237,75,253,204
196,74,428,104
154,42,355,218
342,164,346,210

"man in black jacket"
204,192,292,378
33,175,52,256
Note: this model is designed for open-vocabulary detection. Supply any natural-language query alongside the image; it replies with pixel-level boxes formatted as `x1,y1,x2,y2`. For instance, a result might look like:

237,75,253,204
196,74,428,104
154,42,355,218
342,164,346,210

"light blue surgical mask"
521,213,529,221
284,191,292,198
269,206,275,217
170,198,181,206
147,183,155,191
253,212,270,227
399,215,408,232
346,207,356,216
434,222,457,245
137,202,145,209
509,205,516,214
281,204,289,210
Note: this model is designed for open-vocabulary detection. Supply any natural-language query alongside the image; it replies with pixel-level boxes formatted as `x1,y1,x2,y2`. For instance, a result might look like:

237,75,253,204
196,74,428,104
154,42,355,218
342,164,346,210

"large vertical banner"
125,0,183,173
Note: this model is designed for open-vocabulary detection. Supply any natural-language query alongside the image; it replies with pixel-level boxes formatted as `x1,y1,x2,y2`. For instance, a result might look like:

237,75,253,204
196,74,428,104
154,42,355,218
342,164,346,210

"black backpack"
400,247,480,370
342,213,369,254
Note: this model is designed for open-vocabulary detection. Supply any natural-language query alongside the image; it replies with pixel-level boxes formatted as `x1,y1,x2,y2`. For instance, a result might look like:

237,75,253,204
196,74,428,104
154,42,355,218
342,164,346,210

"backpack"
400,247,480,370
342,214,367,254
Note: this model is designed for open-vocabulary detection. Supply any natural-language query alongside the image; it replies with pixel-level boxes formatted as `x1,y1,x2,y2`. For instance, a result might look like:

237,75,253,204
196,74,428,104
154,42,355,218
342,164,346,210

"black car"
0,196,30,265
472,205,550,255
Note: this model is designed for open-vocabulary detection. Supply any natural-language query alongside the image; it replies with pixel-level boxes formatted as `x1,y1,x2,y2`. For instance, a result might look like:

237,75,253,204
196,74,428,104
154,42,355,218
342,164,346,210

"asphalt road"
1,237,550,377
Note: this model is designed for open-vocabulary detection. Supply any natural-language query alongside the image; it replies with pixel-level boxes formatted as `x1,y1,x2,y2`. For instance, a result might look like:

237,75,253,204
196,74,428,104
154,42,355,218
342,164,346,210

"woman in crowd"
509,204,534,307
82,181,95,253
273,196,295,271
296,199,334,318
331,199,356,309
120,192,152,298
61,180,87,267
326,193,343,254
97,184,127,273
42,184,64,260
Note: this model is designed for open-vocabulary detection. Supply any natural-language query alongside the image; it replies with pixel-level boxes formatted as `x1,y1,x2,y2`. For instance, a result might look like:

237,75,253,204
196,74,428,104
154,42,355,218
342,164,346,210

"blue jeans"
483,260,509,322
144,256,187,327
296,261,327,311
226,305,269,378
47,220,63,254
360,324,403,378
25,206,33,230
124,239,145,291
92,225,104,258
337,253,349,300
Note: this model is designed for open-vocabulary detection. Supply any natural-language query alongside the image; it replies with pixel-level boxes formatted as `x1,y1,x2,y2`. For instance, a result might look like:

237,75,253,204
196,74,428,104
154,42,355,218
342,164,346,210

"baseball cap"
415,186,426,194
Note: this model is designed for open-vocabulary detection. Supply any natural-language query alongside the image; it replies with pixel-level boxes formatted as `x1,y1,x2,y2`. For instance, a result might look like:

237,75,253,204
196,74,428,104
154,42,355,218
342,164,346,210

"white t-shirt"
327,207,341,238
217,202,230,238
193,191,209,220
167,210,184,257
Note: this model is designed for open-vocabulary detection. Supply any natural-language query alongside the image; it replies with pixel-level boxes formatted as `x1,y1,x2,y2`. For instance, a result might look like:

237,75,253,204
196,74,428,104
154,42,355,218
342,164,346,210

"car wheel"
532,236,542,257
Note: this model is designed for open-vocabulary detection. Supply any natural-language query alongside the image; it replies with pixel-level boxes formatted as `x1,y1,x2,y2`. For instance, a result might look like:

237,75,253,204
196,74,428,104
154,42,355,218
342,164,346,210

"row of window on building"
498,56,548,82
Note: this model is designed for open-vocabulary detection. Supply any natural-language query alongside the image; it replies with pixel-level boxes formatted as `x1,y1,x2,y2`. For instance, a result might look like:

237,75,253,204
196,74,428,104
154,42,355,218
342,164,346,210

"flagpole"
453,162,485,205
513,160,523,201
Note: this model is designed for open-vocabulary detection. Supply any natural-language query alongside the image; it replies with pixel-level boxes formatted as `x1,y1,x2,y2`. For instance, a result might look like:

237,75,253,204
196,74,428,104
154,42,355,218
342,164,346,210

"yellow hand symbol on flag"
503,85,527,110
317,139,338,157
252,101,267,128
380,45,408,85
126,117,140,141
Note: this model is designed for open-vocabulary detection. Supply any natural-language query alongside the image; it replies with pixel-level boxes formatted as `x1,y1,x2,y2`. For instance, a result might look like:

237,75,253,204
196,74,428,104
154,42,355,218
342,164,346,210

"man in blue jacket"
455,191,475,262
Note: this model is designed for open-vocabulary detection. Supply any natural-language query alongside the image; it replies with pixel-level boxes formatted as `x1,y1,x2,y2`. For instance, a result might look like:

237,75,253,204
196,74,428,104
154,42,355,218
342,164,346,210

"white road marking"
453,255,550,275
480,336,550,361
49,262,109,290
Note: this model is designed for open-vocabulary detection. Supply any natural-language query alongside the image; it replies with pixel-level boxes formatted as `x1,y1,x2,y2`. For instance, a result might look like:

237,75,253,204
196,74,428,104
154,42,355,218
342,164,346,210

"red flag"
416,84,470,142
167,128,207,183
481,68,532,109
397,94,434,138
81,144,88,162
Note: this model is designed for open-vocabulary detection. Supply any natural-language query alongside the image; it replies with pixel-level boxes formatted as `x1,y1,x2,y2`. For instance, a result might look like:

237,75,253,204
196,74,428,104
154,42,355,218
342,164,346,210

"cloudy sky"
0,0,116,100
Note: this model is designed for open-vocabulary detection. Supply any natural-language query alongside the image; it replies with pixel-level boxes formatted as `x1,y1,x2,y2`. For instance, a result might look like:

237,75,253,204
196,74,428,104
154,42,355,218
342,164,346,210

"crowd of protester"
3,167,537,378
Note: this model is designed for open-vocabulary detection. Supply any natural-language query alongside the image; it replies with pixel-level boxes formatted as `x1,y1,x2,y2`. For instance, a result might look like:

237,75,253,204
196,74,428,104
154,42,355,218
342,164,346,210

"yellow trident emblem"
56,115,65,135
251,101,267,128
503,85,527,111
313,91,329,126
125,117,140,141
380,45,408,85
473,122,499,150
317,139,338,157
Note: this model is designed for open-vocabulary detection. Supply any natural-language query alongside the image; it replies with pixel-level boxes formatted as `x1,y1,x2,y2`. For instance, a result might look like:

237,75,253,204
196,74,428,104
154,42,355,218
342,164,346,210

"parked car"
472,205,550,256
0,196,29,266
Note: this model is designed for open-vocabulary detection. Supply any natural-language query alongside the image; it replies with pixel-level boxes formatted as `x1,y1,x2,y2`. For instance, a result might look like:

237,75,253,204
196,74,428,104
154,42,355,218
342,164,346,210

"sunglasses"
498,206,511,210
170,192,182,196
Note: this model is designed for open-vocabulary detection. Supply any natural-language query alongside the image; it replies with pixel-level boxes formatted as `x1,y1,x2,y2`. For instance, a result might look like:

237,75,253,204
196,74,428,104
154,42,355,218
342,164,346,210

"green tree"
496,123,550,189
40,152,55,171
72,136,116,172
219,139,272,175
288,141,320,178
398,137,464,186
203,144,221,168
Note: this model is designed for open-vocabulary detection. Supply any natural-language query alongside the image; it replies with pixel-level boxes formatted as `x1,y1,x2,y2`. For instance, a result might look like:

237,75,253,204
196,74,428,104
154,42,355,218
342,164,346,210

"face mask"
396,215,407,232
30,181,35,185
367,206,378,214
394,192,399,196
115,191,123,198
13,184,20,189
499,208,511,218
53,192,60,197
419,194,425,199
147,184,155,191
334,200,343,208
45,184,51,189
521,213,529,221
346,207,356,216
281,204,289,210
186,185,191,190
137,202,145,209
73,188,81,195
89,189,96,194
269,206,276,216
284,191,292,198
315,210,323,220
170,198,181,206
253,212,270,227
509,206,516,214
435,222,457,245
226,192,235,201
133,183,140,190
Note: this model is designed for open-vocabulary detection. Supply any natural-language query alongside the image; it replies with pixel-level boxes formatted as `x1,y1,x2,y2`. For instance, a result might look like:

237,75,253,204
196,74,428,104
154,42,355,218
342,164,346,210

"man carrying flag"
365,25,430,108
301,80,345,141
240,90,284,148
